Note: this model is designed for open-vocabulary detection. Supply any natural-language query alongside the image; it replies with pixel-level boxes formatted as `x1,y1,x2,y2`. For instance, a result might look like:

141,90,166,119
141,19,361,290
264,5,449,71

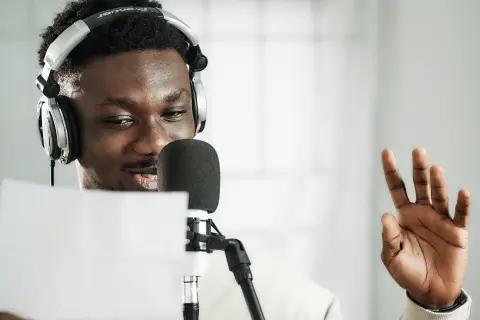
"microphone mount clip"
186,220,265,320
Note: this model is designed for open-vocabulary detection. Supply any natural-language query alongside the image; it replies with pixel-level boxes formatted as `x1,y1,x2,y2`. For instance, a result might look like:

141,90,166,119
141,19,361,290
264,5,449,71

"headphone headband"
36,6,208,98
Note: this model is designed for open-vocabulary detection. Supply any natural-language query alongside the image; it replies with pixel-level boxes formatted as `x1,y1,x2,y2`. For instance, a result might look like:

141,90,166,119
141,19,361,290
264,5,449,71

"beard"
79,167,125,191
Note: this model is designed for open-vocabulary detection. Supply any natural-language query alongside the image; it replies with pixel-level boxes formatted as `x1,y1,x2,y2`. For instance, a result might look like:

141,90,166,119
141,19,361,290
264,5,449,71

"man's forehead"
77,50,190,93
84,49,186,74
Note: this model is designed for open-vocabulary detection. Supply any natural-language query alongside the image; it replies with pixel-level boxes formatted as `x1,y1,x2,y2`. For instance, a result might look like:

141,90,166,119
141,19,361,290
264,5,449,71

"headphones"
36,6,208,165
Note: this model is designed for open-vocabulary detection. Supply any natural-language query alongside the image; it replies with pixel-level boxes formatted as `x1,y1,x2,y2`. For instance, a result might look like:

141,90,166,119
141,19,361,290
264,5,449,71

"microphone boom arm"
186,222,266,320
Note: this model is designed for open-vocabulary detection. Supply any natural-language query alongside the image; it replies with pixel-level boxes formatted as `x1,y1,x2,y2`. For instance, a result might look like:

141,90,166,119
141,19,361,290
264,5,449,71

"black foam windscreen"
157,139,220,213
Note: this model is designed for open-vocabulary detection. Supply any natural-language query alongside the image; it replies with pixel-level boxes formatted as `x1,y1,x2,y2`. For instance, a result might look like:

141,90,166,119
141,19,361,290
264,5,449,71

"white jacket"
199,250,471,319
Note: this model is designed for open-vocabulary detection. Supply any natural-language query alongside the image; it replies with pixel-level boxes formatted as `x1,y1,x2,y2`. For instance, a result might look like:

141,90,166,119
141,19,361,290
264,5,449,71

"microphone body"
158,139,265,320
157,139,220,320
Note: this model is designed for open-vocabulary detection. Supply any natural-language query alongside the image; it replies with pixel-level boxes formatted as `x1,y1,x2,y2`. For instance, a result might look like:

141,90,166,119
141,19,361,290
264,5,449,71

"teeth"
133,173,158,190
138,179,158,190
141,174,157,179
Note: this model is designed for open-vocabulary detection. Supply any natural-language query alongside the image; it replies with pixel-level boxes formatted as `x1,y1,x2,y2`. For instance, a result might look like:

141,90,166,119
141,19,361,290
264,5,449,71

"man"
0,0,472,319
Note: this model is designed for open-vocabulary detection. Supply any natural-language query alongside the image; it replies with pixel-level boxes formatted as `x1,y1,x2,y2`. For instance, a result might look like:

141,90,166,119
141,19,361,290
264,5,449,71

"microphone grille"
157,139,220,213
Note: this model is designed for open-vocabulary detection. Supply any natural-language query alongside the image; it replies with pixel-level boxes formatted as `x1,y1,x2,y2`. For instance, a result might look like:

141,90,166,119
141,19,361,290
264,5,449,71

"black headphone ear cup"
190,80,199,132
56,96,82,163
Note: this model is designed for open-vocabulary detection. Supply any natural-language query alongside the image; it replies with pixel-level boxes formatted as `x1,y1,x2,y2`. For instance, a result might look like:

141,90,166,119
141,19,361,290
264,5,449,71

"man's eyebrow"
162,89,191,103
96,89,191,108
96,97,137,108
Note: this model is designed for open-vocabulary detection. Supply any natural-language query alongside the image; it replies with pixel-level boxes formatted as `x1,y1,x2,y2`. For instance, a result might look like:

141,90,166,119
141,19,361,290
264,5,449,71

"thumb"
381,213,403,267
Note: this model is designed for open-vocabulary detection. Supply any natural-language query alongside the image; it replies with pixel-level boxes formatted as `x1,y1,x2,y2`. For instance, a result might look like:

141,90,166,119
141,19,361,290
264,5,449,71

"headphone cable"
50,160,55,187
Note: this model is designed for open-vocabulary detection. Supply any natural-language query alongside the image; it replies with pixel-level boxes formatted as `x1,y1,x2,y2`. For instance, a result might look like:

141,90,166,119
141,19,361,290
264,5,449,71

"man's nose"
133,123,172,156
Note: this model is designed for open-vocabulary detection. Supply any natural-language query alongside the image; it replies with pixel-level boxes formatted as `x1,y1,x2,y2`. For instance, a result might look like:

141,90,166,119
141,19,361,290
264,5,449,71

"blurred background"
1,0,479,319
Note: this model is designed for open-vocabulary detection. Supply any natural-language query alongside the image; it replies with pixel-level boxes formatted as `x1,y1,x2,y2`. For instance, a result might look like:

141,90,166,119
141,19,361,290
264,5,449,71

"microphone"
157,139,220,320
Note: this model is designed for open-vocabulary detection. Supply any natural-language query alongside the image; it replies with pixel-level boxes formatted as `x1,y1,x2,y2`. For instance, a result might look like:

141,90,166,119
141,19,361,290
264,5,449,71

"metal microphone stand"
183,217,209,320
186,221,266,320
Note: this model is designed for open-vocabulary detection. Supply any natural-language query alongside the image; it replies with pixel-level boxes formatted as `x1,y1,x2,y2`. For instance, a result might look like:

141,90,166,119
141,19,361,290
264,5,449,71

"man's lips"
125,167,158,190
126,166,157,175
131,173,158,190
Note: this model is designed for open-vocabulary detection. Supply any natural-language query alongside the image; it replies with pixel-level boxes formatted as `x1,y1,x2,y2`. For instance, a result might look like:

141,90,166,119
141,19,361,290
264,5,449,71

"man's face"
70,49,195,191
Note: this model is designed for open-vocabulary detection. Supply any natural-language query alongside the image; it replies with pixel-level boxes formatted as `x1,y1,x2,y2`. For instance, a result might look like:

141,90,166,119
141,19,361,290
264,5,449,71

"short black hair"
37,0,189,78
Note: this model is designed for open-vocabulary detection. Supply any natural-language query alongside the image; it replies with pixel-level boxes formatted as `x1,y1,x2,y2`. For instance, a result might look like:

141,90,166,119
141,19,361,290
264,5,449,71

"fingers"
382,149,410,209
454,189,471,228
430,166,450,217
381,213,403,266
412,148,431,205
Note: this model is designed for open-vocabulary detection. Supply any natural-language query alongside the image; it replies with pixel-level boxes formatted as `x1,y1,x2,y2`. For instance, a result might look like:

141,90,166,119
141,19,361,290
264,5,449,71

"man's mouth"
126,167,158,190
133,173,158,190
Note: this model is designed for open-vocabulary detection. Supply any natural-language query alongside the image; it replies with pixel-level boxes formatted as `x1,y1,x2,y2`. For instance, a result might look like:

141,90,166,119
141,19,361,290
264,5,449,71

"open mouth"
127,167,158,190
133,173,158,190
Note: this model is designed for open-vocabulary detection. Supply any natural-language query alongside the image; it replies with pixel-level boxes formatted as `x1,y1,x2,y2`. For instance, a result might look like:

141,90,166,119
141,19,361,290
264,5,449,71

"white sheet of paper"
0,179,188,320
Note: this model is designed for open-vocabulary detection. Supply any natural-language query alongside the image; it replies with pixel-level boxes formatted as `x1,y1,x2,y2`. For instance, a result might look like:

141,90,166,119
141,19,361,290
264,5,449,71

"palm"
380,149,470,309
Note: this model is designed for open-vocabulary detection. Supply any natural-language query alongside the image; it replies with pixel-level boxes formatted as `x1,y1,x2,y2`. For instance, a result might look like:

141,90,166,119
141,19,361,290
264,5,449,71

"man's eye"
162,110,187,121
102,116,134,127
